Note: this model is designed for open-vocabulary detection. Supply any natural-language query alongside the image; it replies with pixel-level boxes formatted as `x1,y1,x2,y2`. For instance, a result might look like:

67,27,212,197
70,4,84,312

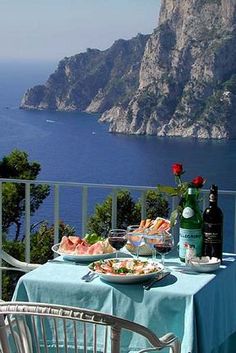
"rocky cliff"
20,34,149,113
101,0,236,139
21,0,236,139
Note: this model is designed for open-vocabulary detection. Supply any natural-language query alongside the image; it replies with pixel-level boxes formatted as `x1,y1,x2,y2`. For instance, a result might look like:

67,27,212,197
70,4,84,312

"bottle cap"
209,184,218,203
211,185,218,193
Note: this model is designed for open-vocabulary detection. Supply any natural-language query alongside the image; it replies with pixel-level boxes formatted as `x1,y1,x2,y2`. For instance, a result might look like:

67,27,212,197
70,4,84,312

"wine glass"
127,225,144,259
108,229,127,259
154,231,174,266
143,232,160,262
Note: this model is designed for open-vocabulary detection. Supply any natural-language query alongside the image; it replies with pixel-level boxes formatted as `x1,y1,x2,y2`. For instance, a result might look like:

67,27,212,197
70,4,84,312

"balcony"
0,177,236,299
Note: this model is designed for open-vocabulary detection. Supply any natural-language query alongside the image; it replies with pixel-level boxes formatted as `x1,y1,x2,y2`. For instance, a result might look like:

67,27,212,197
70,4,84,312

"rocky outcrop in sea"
20,34,149,113
21,0,236,139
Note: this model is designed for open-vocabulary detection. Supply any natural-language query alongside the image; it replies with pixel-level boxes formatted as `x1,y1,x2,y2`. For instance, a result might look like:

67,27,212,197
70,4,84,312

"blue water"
0,61,236,250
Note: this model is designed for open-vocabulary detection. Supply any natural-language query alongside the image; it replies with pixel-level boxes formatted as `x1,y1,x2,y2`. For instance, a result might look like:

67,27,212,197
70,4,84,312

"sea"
0,61,236,251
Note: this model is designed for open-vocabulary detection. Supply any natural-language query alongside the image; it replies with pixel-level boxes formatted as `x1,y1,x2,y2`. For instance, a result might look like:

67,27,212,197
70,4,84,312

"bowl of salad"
88,258,164,283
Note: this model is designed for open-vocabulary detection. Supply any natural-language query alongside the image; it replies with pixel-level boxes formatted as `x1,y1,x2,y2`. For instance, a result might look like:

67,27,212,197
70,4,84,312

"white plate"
52,244,115,262
189,256,221,273
89,258,164,284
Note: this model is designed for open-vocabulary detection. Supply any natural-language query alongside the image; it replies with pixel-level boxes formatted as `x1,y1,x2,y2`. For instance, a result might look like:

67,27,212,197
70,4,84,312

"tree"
87,190,169,236
2,221,76,300
87,190,138,237
0,149,50,240
135,190,169,220
30,221,75,264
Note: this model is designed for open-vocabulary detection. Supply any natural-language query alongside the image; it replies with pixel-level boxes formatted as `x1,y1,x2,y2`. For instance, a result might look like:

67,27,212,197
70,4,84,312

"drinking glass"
143,232,160,262
108,229,127,259
154,231,174,266
127,225,144,259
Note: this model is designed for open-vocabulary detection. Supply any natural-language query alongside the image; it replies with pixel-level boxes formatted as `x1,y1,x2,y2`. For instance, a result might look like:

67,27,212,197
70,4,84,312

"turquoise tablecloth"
12,254,236,353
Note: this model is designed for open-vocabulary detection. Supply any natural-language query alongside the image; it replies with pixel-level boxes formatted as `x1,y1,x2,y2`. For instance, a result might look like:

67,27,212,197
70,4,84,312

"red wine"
109,237,127,250
154,245,172,254
203,185,223,260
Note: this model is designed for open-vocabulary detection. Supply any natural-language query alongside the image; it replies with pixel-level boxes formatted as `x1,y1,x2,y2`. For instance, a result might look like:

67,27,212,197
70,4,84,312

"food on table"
58,235,114,255
128,217,170,234
142,217,171,234
90,258,162,276
126,217,171,255
84,233,104,245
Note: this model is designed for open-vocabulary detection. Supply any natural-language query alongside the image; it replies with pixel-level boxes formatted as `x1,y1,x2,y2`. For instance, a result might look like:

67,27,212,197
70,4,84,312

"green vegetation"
222,74,236,95
202,89,228,122
0,150,51,299
2,221,75,300
87,190,169,236
200,0,221,6
0,150,169,300
0,150,50,240
202,74,236,121
84,233,104,244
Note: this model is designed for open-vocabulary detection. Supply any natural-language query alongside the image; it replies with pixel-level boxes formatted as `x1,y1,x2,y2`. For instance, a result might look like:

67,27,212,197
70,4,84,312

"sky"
0,0,161,62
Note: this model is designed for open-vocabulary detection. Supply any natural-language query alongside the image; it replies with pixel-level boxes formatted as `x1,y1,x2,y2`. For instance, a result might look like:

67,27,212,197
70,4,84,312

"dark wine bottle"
203,185,223,260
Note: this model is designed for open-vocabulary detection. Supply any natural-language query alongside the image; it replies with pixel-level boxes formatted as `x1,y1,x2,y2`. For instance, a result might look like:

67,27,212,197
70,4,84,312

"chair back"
0,302,181,353
0,249,40,272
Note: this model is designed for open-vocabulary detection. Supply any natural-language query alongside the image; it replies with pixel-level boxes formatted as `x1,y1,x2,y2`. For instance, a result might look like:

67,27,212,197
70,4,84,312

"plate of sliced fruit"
89,258,164,284
52,234,115,262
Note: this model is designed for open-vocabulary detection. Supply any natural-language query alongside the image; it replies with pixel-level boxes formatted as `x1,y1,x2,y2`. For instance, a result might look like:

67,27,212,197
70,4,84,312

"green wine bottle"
179,187,203,262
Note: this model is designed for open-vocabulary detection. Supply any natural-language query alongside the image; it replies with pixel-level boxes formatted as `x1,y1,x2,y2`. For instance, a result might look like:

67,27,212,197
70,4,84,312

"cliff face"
101,0,236,139
21,0,236,139
20,34,149,113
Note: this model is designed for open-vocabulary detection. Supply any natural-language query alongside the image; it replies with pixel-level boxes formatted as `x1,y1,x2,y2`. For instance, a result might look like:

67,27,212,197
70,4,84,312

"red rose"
192,176,204,188
172,163,183,176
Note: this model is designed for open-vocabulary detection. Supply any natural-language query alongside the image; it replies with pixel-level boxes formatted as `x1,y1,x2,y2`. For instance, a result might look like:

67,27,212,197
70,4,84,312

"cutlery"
81,271,92,280
143,271,170,290
83,273,98,282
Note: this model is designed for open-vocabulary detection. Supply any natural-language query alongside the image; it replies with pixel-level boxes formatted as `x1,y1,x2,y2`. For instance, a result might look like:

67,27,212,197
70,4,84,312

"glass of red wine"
108,229,127,259
155,231,174,266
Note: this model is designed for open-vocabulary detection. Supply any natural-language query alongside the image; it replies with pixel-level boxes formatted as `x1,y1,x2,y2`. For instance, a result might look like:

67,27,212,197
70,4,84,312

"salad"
89,259,162,276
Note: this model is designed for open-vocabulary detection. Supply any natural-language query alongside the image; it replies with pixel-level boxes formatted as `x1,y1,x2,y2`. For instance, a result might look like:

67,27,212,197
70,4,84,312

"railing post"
171,197,179,241
25,183,31,263
140,191,147,220
54,185,60,246
0,182,2,299
112,189,117,229
82,186,88,236
234,196,236,253
202,192,208,212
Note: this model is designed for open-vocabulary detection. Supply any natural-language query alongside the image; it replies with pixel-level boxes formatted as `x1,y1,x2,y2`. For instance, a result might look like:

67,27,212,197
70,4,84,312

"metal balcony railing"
0,178,236,297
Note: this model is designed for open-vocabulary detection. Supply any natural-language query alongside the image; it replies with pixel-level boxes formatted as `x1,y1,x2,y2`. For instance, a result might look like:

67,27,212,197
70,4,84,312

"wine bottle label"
182,207,194,218
179,228,203,259
203,222,222,244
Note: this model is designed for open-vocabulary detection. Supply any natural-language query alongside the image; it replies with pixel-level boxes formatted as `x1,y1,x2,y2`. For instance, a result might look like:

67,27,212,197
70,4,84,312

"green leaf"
84,233,104,245
177,182,188,192
170,205,183,227
170,209,179,227
157,185,178,196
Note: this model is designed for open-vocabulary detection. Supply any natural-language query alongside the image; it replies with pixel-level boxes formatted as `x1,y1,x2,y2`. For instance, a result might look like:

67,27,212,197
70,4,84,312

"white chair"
0,249,40,273
0,302,181,353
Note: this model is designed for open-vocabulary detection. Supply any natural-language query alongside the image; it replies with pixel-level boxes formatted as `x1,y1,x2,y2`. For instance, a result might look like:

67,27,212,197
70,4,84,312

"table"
12,254,236,353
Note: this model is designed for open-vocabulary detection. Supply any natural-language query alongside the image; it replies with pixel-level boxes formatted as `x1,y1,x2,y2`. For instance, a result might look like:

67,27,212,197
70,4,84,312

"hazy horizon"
0,0,161,63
